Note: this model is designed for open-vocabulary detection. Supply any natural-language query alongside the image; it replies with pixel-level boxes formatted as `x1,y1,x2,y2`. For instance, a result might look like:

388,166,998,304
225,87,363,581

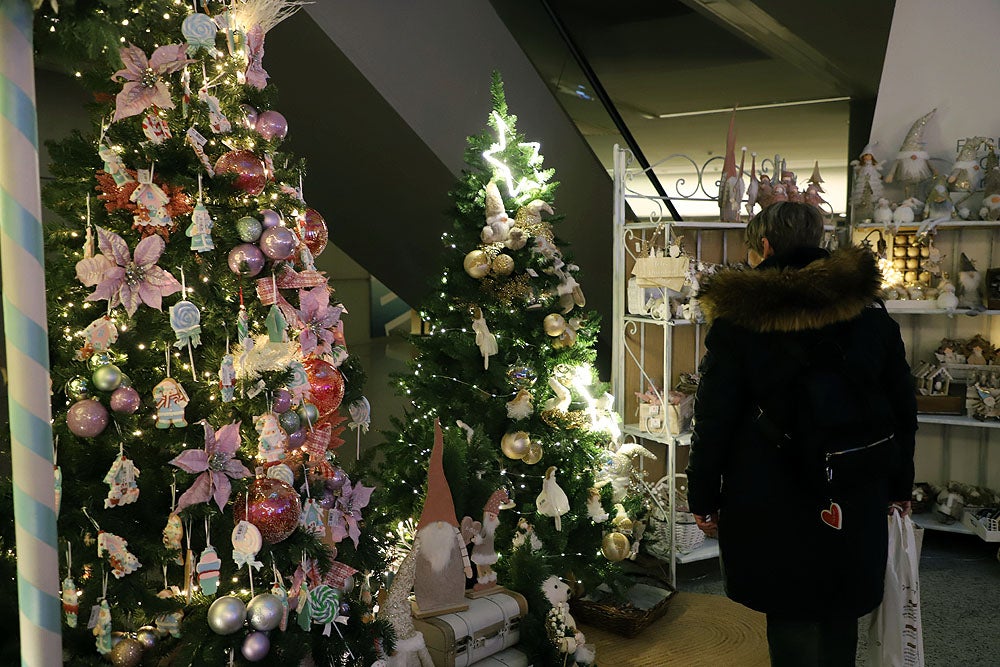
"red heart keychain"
820,502,842,530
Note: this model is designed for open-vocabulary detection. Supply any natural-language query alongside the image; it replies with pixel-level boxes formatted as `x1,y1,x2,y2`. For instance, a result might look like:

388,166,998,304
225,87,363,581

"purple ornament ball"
260,209,282,229
288,428,307,449
255,110,288,141
240,104,259,130
272,389,292,413
327,467,347,490
241,631,270,662
67,399,109,438
258,226,297,260
109,386,141,414
228,243,265,277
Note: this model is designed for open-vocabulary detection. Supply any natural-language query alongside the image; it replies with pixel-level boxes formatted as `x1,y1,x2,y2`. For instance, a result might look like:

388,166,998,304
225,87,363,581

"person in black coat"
685,202,918,666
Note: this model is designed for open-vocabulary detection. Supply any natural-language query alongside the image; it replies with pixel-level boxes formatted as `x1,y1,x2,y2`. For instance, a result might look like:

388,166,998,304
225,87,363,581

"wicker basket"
643,474,706,558
570,563,676,637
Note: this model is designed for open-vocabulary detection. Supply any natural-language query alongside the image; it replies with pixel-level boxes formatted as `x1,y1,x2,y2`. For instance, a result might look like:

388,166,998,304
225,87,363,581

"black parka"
685,245,918,619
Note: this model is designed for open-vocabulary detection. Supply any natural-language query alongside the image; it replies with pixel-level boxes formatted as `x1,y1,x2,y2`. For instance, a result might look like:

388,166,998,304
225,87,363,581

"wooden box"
915,394,965,415
413,589,527,667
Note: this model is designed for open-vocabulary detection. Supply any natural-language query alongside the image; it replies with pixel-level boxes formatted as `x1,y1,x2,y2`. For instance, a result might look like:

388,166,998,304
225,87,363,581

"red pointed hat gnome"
413,419,472,616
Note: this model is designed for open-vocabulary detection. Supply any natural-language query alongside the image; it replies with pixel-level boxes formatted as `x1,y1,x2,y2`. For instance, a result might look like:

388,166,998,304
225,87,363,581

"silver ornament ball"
236,216,264,242
278,409,301,434
241,631,271,662
92,364,123,391
297,402,320,427
109,637,144,667
135,625,157,650
207,595,247,635
66,376,90,401
88,351,114,370
246,593,283,631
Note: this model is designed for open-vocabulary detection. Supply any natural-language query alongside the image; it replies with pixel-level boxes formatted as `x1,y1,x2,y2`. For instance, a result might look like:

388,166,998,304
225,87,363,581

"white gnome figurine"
413,420,473,616
948,137,988,192
893,197,923,229
884,109,937,189
957,254,984,311
381,550,434,667
937,276,959,310
873,198,893,226
979,144,1000,221
536,466,570,532
480,180,511,244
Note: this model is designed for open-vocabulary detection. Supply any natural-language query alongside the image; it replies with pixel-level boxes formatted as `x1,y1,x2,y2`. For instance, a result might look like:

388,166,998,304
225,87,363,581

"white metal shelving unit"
612,144,779,585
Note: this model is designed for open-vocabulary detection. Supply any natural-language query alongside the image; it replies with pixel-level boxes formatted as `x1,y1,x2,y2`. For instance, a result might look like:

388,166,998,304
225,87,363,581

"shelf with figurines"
910,334,1000,429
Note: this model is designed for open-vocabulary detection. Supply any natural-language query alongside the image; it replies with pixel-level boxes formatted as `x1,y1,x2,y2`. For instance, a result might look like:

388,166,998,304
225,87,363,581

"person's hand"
889,500,911,516
694,513,718,538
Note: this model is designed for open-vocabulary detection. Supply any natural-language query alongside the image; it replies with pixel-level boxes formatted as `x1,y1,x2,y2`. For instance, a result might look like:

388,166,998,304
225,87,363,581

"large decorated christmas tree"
371,75,633,664
8,1,391,664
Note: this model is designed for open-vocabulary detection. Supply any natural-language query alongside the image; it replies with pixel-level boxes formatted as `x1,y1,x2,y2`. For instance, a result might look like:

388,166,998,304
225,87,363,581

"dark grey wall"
279,1,614,363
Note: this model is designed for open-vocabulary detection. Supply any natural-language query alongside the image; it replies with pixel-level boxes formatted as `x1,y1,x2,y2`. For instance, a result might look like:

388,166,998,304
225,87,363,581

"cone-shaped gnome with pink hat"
413,420,474,616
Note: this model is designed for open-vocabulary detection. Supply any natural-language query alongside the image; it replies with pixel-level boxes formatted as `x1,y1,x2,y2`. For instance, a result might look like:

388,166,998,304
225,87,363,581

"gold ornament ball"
463,250,491,279
500,431,531,459
601,532,631,562
522,442,543,465
109,638,144,667
492,254,515,276
543,313,567,337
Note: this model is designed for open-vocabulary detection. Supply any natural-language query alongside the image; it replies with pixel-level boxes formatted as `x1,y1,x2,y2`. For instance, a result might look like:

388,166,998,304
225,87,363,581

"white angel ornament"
471,307,498,370
536,466,570,531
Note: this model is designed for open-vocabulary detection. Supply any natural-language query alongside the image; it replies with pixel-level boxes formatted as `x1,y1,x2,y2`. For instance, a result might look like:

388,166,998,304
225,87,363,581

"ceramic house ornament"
412,419,473,617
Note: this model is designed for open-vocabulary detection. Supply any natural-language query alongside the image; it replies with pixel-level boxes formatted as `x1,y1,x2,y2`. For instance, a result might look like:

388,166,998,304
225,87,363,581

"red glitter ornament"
233,478,301,544
297,208,328,257
303,358,344,422
214,150,267,196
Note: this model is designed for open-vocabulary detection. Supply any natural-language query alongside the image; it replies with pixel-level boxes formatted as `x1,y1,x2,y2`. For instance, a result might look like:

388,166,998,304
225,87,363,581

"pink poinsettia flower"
111,43,193,122
79,226,181,317
170,421,251,511
295,286,343,357
328,480,374,548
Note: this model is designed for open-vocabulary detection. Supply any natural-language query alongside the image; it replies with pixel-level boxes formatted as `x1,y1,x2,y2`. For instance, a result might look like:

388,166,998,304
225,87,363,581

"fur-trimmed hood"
697,245,881,333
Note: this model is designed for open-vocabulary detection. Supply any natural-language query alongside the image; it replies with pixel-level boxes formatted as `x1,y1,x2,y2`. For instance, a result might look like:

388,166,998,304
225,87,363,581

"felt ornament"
131,167,174,234
76,315,119,361
98,531,141,579
103,447,140,508
186,176,214,252
197,544,222,596
93,597,112,655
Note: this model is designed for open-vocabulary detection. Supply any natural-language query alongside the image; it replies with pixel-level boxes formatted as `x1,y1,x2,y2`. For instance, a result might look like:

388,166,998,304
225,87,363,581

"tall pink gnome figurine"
413,420,474,616
717,109,745,223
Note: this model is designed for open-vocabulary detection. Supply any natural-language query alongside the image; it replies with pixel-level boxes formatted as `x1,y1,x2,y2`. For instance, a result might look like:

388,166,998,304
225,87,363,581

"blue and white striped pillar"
0,1,63,665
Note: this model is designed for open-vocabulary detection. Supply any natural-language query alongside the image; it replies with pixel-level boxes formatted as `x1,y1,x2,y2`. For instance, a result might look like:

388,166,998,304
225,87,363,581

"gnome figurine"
884,109,937,188
957,253,985,311
469,488,513,593
717,110,745,223
948,137,988,192
412,420,473,616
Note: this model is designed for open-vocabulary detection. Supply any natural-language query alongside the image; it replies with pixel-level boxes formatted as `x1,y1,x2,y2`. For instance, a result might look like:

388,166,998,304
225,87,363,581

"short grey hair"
745,202,824,256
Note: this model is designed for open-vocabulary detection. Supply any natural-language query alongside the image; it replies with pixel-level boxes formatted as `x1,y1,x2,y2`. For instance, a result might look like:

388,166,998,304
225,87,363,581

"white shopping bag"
867,512,925,667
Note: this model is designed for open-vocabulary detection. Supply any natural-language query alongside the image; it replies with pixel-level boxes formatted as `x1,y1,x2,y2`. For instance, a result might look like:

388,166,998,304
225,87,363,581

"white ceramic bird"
543,376,572,412
536,466,570,531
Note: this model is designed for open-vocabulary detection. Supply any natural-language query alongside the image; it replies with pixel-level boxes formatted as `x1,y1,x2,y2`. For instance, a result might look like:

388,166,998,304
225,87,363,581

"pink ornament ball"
109,386,141,414
233,478,301,544
303,358,345,423
298,208,328,258
67,399,109,438
255,110,288,141
240,104,259,130
258,226,297,260
260,209,282,229
228,243,266,277
214,150,267,196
